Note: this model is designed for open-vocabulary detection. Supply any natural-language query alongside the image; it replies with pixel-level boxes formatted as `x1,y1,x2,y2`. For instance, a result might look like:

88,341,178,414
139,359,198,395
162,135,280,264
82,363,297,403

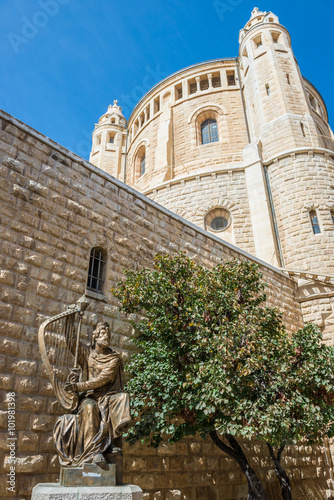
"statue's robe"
53,343,131,466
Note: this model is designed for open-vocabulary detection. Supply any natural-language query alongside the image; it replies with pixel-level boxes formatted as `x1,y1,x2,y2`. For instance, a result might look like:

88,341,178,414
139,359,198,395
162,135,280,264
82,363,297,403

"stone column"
195,76,200,93
243,143,279,267
182,79,188,99
153,92,173,183
208,73,213,89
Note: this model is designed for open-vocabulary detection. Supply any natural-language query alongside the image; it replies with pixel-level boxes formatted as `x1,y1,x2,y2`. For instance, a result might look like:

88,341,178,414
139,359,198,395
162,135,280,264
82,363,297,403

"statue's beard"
98,339,109,347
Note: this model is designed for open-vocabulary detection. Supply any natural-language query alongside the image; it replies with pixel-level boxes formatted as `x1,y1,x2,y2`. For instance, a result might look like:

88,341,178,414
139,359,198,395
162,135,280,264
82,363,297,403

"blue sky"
1,0,333,159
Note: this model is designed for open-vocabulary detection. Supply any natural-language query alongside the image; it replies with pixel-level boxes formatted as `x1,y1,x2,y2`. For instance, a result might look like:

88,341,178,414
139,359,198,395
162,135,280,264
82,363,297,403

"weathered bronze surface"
40,317,131,476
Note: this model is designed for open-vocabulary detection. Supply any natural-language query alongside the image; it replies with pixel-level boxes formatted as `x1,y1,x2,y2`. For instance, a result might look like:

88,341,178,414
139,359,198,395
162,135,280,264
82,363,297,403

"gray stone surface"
31,483,143,500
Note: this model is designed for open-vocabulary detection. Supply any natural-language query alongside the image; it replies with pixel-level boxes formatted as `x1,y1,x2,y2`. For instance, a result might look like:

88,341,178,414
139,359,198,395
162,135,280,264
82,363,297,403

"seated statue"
53,321,131,467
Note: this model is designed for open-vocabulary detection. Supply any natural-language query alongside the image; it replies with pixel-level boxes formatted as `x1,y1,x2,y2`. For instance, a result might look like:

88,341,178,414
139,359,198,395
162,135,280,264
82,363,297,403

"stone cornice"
142,164,245,196
264,147,334,166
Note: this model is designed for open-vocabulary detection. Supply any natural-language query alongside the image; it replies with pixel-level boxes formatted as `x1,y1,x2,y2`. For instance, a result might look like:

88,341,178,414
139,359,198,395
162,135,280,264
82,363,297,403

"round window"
205,209,231,232
211,216,228,231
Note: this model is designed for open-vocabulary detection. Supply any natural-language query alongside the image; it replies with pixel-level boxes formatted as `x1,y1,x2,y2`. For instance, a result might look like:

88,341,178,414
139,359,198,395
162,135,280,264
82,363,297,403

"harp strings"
58,317,67,379
64,315,76,374
45,312,78,383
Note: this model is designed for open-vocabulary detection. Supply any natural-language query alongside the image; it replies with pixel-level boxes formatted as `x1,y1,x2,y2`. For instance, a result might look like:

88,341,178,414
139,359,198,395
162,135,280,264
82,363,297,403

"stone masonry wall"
144,169,256,256
0,109,333,500
267,151,334,275
171,88,247,176
125,60,248,194
267,151,334,350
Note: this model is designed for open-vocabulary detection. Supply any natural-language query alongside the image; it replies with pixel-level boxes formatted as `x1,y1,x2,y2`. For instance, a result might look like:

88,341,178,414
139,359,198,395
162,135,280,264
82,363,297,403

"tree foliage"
113,253,334,497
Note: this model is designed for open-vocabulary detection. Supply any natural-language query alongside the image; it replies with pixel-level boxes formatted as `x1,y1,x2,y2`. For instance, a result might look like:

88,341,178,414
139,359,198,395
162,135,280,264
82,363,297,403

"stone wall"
143,169,256,255
267,151,334,274
171,88,247,175
125,60,248,193
0,109,333,500
267,150,334,347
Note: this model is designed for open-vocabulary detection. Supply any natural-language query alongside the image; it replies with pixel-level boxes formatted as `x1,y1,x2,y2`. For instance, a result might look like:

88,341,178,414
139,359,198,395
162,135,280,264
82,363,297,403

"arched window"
316,125,331,149
134,145,146,180
309,210,321,234
309,95,316,110
96,134,102,146
87,247,106,293
331,210,334,225
140,155,146,176
190,106,225,147
201,119,218,144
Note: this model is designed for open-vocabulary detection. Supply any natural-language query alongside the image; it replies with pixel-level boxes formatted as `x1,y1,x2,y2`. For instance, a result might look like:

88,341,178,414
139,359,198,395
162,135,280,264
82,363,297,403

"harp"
38,296,89,413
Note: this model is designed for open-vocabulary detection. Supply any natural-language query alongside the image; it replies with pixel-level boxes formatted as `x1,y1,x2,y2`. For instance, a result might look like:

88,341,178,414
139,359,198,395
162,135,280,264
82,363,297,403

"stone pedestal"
31,483,143,500
60,463,116,487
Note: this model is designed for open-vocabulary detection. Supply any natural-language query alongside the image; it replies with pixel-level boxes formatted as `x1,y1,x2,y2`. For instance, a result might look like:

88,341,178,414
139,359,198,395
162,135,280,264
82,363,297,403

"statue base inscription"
60,463,116,487
31,483,143,500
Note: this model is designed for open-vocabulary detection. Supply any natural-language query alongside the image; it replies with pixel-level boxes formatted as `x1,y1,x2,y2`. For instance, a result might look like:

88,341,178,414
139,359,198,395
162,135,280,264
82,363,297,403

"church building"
89,7,334,345
1,7,334,500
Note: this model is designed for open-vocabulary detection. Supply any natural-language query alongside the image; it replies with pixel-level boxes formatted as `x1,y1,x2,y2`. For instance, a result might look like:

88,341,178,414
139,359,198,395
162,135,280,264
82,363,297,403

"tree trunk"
241,464,267,500
267,443,292,500
210,431,268,500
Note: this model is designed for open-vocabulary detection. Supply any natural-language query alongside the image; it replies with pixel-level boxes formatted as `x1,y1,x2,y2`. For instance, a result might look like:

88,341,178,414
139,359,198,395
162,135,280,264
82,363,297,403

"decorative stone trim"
187,103,228,147
193,197,240,230
280,267,334,286
173,208,193,221
298,291,334,303
143,164,245,196
264,147,334,167
195,197,237,218
187,103,227,124
302,203,320,211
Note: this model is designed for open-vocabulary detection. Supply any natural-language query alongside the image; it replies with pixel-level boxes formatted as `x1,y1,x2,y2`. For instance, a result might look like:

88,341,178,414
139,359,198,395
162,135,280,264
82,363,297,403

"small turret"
89,100,127,179
239,7,279,43
237,7,327,157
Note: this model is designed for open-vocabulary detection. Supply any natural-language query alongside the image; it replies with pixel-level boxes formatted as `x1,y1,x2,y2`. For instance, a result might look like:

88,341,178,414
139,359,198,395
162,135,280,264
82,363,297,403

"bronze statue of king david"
38,297,131,473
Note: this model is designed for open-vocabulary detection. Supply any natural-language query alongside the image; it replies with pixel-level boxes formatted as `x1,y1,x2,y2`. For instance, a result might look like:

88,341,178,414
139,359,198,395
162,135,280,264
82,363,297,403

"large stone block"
60,463,116,487
31,483,143,500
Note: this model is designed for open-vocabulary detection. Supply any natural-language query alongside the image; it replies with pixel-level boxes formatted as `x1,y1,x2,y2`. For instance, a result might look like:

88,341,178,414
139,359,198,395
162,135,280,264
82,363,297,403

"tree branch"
267,442,292,500
209,430,240,462
267,442,286,464
277,442,286,463
225,433,249,460
267,442,276,461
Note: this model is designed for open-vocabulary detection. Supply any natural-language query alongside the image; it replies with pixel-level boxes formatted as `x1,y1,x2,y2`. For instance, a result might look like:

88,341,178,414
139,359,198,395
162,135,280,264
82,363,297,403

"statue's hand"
64,382,79,394
68,367,81,383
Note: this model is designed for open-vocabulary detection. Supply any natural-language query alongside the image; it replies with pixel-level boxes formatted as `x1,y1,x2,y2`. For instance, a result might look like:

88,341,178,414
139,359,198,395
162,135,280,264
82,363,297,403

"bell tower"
238,8,334,347
238,7,324,158
89,100,127,179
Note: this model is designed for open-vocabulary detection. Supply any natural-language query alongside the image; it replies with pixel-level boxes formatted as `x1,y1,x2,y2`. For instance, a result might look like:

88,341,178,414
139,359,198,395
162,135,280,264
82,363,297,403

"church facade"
1,7,334,500
90,8,334,345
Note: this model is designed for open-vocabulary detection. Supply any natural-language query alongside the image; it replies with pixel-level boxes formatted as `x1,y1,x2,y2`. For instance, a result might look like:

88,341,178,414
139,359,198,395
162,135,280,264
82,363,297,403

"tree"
113,253,334,500
269,323,334,499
